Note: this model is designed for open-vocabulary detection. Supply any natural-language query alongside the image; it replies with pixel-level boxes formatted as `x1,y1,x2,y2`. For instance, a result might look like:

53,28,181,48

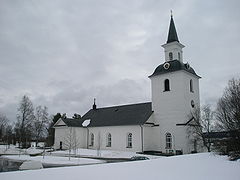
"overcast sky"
0,0,240,122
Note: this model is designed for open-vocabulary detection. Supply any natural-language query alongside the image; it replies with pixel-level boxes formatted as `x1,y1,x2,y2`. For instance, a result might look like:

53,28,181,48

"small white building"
54,15,201,154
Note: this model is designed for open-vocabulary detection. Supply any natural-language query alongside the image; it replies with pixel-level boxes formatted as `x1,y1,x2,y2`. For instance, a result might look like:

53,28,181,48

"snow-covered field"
0,145,24,155
0,145,157,169
0,153,239,180
52,148,158,159
0,145,45,155
2,155,104,165
0,145,157,159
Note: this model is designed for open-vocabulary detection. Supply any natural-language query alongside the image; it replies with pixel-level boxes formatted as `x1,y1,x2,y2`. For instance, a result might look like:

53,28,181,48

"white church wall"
54,127,87,150
74,127,87,148
150,70,200,154
151,70,188,115
162,42,184,62
88,125,142,152
181,72,200,153
182,72,200,109
143,126,159,151
143,114,161,151
54,127,68,149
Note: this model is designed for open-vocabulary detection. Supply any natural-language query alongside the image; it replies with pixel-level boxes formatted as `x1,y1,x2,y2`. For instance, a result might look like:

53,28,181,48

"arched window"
166,133,172,149
169,52,173,61
90,133,94,146
127,133,132,148
178,52,181,60
59,141,62,150
190,79,193,92
106,133,111,147
164,79,170,91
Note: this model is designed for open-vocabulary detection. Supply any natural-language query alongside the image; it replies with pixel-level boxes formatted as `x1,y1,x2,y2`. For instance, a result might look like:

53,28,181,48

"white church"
53,15,201,154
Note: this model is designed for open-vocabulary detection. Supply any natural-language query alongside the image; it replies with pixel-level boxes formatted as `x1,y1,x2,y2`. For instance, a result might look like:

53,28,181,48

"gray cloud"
0,0,240,122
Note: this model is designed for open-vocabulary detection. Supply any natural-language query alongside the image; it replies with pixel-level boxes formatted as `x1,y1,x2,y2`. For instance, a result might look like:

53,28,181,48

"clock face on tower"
163,62,170,70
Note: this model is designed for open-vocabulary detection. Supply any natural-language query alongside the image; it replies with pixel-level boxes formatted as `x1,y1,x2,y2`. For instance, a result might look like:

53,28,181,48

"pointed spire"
167,12,179,43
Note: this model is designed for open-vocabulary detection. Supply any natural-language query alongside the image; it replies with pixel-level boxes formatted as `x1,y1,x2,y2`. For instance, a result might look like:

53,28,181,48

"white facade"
162,41,185,62
150,70,200,154
54,127,87,150
54,119,155,152
87,126,141,152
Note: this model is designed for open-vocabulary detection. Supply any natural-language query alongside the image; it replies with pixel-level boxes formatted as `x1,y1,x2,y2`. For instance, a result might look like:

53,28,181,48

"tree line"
0,95,61,148
189,78,240,158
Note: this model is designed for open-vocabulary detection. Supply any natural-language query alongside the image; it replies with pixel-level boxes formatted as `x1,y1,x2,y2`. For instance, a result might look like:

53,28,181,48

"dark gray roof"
61,118,85,127
167,15,179,43
82,102,153,127
203,131,239,139
149,60,201,78
58,102,153,128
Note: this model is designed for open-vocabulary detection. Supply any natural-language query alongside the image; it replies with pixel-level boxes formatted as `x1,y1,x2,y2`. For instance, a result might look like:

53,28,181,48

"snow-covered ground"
0,145,157,168
0,153,239,180
2,155,104,165
52,148,159,159
0,145,23,155
25,147,44,155
0,145,45,155
0,145,157,159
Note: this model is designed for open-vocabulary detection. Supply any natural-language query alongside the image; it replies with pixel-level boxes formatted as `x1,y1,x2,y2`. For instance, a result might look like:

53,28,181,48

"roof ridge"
96,102,152,110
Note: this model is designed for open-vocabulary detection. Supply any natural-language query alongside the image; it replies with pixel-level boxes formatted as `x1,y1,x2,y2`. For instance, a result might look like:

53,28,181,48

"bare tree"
97,131,102,157
187,105,214,152
33,106,49,147
215,78,240,153
216,78,240,131
0,113,9,141
4,124,13,149
63,127,80,160
16,95,35,148
201,105,214,152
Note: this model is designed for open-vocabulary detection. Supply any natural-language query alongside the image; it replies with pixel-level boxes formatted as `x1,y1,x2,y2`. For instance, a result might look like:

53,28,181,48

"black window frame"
127,133,132,148
164,79,170,91
190,79,194,93
169,52,173,60
166,133,172,149
106,133,112,147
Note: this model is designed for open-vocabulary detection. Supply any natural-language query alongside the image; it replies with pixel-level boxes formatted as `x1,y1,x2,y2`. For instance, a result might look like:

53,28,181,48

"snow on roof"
82,119,91,127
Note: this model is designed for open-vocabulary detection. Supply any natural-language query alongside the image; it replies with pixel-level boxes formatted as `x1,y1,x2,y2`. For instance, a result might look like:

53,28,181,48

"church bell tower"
149,14,201,154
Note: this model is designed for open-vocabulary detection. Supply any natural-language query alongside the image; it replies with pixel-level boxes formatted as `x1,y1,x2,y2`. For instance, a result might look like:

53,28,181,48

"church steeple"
167,13,179,43
162,13,185,62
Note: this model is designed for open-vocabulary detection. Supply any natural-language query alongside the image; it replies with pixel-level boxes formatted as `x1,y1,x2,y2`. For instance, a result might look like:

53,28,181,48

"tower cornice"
162,41,185,49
